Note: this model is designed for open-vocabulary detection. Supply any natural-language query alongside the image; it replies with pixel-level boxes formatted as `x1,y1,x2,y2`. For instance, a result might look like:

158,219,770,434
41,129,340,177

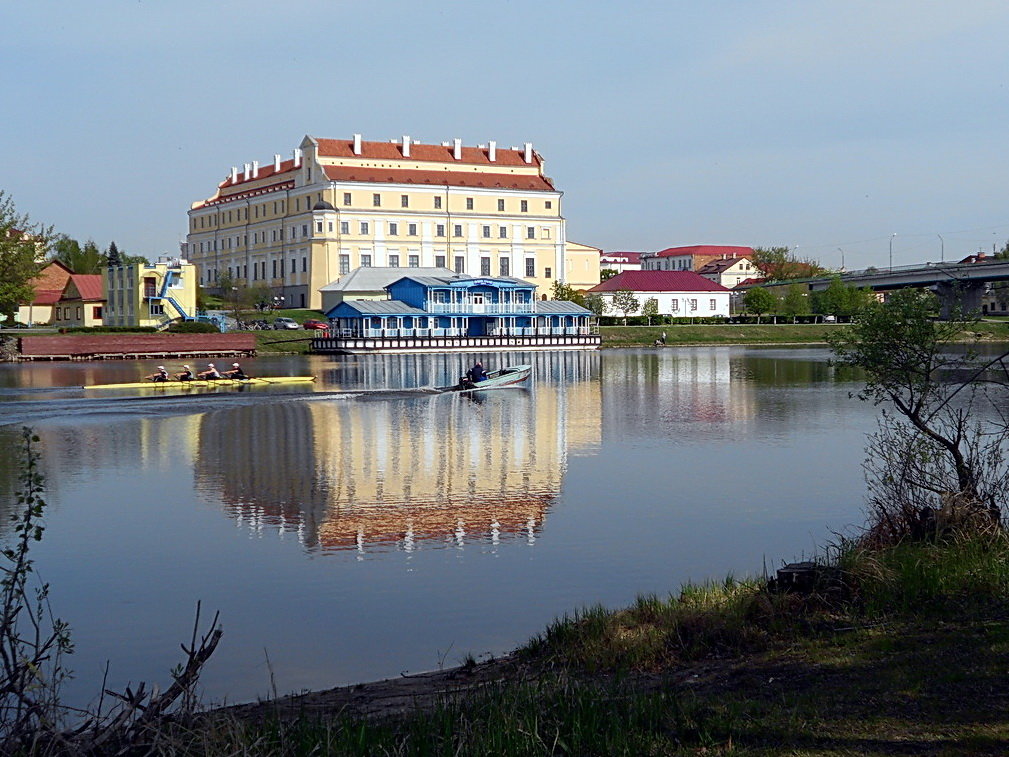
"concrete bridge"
807,259,1009,319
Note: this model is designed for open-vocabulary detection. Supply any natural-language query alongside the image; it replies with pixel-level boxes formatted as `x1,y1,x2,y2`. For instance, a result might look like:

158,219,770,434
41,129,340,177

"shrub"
168,321,219,333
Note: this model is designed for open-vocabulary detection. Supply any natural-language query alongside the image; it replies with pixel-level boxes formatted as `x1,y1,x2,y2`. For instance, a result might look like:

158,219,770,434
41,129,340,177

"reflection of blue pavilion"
318,274,599,353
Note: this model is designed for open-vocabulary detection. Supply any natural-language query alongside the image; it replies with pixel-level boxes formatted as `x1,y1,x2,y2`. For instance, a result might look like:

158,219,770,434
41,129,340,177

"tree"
0,192,51,324
641,297,659,326
600,269,618,281
743,286,777,323
813,276,875,319
54,236,105,273
106,240,122,267
610,290,639,325
584,292,607,316
550,280,585,307
752,246,826,282
780,284,810,322
829,288,1009,542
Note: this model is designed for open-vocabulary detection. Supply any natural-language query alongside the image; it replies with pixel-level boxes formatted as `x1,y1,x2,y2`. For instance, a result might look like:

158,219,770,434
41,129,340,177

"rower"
222,362,248,380
173,364,194,381
145,365,169,382
197,362,221,380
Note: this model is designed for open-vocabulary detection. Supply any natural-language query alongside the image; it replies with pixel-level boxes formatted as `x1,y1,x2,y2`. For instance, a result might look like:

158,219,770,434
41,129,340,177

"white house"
586,270,731,317
696,257,758,289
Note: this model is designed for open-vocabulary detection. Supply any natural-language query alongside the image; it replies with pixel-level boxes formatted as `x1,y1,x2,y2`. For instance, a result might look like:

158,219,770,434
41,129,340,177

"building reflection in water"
195,351,600,554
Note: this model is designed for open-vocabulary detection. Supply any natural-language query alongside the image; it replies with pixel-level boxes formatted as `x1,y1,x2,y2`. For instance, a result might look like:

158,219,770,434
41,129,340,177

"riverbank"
189,534,1009,755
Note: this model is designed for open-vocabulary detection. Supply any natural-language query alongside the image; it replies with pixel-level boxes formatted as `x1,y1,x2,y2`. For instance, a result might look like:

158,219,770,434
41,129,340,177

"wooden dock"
14,334,257,361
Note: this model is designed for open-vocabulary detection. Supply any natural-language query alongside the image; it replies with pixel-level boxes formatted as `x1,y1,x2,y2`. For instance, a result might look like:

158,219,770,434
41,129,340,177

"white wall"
599,290,730,318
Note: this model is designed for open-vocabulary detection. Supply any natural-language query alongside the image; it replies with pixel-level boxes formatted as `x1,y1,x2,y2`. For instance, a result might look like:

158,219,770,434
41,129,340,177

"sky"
4,0,1009,271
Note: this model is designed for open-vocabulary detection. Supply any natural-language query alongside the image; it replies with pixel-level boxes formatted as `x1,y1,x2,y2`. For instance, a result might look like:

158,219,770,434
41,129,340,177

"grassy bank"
601,319,1009,347
181,534,1009,755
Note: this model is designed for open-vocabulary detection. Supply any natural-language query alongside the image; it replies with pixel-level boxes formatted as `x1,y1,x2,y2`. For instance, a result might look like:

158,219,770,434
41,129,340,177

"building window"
453,224,462,237
542,227,551,239
436,224,445,237
389,222,398,236
434,196,442,209
526,227,535,239
545,200,552,209
340,221,349,234
497,199,505,211
710,298,717,310
499,226,507,238
544,267,552,278
520,200,528,212
408,255,419,267
343,192,351,205
302,257,307,272
372,193,381,207
454,256,465,273
360,222,369,234
525,259,535,277
408,223,418,236
482,225,491,238
361,254,372,267
435,255,446,268
400,194,409,208
302,224,308,237
272,260,277,278
671,299,679,312
339,255,350,274
389,254,400,267
290,259,296,274
499,258,510,276
480,257,491,276
466,197,474,210
690,299,698,311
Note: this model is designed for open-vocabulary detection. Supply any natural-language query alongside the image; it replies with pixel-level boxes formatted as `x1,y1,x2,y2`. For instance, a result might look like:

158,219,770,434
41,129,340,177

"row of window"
339,254,550,279
193,193,555,230
666,299,719,312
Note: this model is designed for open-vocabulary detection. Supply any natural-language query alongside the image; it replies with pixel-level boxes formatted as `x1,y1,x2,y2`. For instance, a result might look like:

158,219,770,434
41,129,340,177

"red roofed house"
600,251,643,274
186,133,598,309
697,257,759,289
587,270,731,318
52,274,105,329
16,260,73,326
641,245,753,272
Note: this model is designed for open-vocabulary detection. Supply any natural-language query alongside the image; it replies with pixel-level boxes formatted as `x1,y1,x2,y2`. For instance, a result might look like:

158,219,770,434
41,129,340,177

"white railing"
340,327,468,338
427,302,534,314
485,326,592,336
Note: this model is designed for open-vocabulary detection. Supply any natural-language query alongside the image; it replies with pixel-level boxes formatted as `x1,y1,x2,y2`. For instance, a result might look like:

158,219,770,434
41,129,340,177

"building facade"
697,257,758,289
52,274,104,328
641,245,753,272
103,258,198,328
599,251,643,274
184,134,599,310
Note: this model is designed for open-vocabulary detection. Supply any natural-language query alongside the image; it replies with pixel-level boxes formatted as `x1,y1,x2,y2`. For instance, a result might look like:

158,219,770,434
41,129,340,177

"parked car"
272,317,300,330
302,319,329,330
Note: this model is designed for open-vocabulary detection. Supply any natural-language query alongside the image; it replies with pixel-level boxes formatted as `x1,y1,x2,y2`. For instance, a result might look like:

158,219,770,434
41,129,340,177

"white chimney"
293,148,303,168
402,135,411,157
523,142,533,164
488,140,497,162
243,162,251,180
230,166,238,183
252,160,259,178
273,154,281,171
453,138,462,160
353,133,362,155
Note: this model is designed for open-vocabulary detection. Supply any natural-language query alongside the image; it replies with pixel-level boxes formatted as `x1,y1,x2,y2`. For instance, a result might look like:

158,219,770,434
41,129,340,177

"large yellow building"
185,134,599,310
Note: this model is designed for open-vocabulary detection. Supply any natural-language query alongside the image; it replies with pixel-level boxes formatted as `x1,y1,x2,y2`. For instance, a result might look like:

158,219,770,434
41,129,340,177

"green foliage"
813,276,876,317
641,297,659,325
550,280,585,307
0,192,51,323
752,246,826,281
54,235,106,273
610,290,639,324
106,240,122,266
780,283,811,319
583,292,606,316
168,321,219,333
743,286,777,317
599,268,617,281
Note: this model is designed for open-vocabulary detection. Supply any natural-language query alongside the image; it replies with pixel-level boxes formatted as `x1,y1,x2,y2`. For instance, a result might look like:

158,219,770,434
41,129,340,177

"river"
0,346,875,708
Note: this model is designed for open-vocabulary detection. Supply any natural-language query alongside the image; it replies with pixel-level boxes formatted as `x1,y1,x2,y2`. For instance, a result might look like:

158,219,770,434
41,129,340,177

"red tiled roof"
64,274,104,301
588,270,729,293
315,138,541,168
32,290,62,305
219,158,298,190
734,277,768,289
653,245,753,258
697,257,748,274
322,165,555,191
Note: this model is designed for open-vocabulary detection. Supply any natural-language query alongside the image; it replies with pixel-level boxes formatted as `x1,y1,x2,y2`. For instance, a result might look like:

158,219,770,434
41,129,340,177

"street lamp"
837,247,845,271
938,234,944,262
889,233,897,271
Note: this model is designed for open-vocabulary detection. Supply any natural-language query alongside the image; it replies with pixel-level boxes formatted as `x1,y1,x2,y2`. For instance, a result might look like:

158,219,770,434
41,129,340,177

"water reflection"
194,352,601,554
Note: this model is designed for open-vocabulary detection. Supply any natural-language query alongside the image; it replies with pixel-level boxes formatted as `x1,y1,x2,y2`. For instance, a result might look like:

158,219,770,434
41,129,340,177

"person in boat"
466,361,488,384
173,364,194,381
197,362,221,380
146,366,169,382
222,362,248,380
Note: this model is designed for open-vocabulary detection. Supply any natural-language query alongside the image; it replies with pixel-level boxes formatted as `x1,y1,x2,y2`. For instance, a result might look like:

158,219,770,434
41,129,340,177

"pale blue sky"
5,0,1009,270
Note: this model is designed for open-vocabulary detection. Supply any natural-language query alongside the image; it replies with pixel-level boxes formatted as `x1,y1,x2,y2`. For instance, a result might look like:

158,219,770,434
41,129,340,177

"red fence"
18,334,257,361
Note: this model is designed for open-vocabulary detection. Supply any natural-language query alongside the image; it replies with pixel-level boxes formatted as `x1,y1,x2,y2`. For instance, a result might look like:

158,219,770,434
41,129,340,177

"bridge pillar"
933,281,986,320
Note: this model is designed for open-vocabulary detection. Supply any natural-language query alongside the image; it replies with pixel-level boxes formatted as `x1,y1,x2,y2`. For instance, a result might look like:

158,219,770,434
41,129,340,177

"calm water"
0,347,876,707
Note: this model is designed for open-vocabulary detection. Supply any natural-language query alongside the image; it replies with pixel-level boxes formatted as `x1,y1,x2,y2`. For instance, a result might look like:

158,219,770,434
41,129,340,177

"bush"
168,321,220,333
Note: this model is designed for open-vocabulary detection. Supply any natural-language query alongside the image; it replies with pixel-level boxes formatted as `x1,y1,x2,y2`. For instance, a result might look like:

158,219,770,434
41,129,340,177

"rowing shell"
86,376,316,389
